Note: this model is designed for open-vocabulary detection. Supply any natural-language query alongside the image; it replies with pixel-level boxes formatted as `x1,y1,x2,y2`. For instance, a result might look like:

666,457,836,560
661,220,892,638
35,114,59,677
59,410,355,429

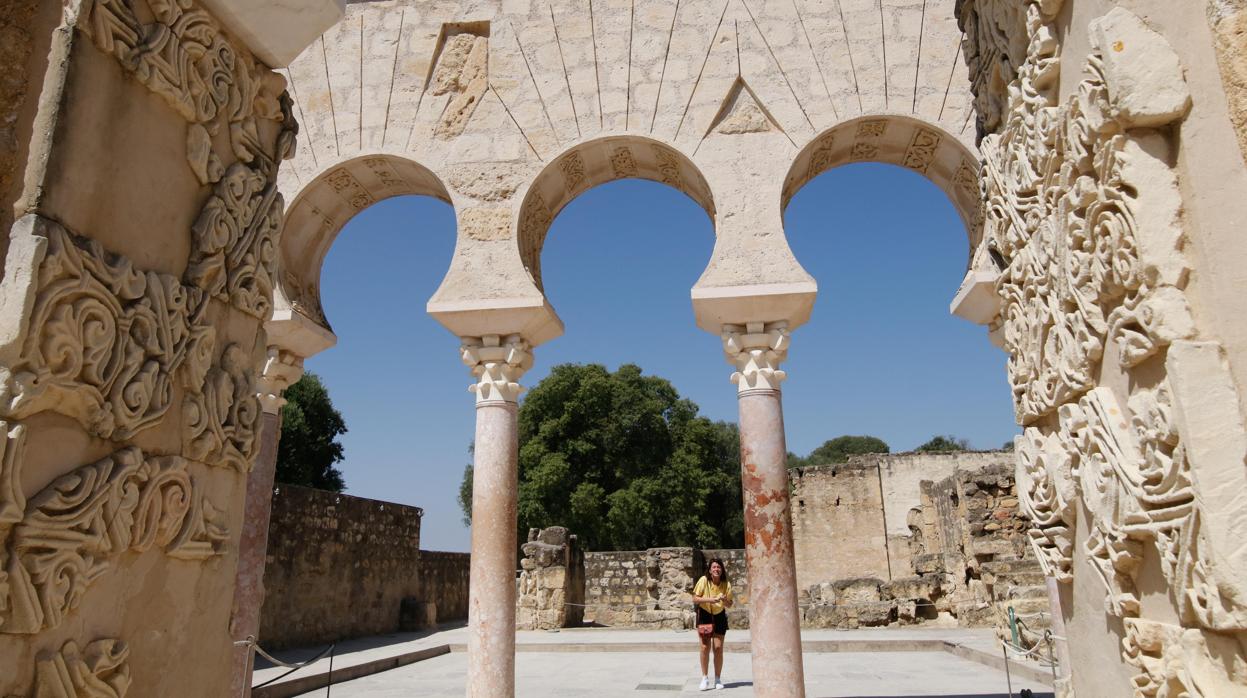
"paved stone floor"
257,626,1055,697
308,649,1053,697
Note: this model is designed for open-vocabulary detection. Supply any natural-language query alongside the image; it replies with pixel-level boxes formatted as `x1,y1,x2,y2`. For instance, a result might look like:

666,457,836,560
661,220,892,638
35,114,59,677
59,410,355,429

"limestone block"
1090,8,1192,128
832,577,883,604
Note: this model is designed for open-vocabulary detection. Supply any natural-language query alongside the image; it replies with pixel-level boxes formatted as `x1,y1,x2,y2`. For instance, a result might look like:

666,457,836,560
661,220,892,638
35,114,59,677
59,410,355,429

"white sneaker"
715,677,725,690
699,676,710,691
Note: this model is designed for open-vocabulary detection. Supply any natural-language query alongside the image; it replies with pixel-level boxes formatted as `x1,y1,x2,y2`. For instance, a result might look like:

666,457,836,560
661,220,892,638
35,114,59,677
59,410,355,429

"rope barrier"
237,636,338,689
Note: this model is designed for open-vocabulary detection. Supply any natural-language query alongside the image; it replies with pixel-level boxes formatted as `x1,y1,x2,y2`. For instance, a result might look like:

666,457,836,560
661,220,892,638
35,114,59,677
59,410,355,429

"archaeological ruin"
2,0,1247,696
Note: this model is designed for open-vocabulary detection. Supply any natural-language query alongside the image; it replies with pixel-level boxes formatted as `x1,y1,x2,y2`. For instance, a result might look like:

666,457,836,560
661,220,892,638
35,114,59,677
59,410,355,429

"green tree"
458,363,743,550
802,435,890,466
916,434,971,453
276,373,347,491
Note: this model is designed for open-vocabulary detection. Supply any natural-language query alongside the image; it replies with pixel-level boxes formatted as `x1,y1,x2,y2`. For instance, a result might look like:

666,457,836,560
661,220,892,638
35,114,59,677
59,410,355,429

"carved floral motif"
34,638,131,698
0,220,211,441
0,446,226,634
183,343,260,471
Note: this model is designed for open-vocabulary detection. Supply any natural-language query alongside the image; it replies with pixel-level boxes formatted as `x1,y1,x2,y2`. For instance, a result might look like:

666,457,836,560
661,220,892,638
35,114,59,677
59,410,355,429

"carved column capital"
461,334,533,405
722,321,790,395
256,347,305,415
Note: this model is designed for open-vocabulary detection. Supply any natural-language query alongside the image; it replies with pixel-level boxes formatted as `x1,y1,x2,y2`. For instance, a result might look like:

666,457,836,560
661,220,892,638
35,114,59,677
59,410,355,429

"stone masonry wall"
791,451,1014,590
415,551,471,626
584,547,750,629
259,486,468,650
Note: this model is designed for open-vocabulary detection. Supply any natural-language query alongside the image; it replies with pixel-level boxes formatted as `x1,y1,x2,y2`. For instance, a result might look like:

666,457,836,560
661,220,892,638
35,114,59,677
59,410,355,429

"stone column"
461,334,532,698
723,322,806,698
229,348,304,698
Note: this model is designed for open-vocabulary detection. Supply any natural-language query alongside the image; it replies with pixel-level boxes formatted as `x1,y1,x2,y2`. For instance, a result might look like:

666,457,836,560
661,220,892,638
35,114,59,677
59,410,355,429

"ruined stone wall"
516,527,583,630
258,486,423,650
791,451,1014,590
792,462,890,589
416,551,471,625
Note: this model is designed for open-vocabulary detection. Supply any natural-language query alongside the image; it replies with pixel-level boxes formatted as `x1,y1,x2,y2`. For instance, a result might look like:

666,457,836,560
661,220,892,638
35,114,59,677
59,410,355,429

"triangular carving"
706,77,783,136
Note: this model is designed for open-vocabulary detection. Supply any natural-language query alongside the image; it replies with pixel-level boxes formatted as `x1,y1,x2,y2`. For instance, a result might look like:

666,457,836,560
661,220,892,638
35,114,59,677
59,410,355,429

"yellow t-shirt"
693,575,732,615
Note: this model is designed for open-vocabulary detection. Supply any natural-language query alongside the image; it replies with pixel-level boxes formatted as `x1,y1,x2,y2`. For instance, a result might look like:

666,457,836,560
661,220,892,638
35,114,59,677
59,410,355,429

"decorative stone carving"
81,0,289,185
985,9,1193,425
256,346,304,415
33,638,131,698
609,146,638,179
903,128,942,174
651,146,684,190
460,335,532,405
970,2,1247,693
187,163,283,320
1,447,226,634
558,151,587,193
0,218,211,442
183,343,260,472
855,119,887,138
428,25,489,140
722,322,790,394
518,193,553,290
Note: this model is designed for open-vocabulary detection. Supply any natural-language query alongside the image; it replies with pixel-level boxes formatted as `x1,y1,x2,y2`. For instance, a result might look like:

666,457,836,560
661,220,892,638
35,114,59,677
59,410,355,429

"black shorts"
697,608,729,636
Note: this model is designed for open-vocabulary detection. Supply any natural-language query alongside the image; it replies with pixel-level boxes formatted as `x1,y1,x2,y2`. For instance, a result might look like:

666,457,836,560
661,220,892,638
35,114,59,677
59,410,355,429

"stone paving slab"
285,650,1055,697
254,625,1056,697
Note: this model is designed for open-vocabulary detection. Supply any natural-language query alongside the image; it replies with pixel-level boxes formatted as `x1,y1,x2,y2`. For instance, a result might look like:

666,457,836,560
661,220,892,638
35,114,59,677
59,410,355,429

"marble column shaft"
461,334,531,698
228,411,281,698
724,322,805,698
466,401,519,698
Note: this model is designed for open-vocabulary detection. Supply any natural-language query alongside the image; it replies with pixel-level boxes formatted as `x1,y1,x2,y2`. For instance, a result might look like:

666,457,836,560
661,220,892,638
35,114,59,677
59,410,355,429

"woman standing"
691,558,733,691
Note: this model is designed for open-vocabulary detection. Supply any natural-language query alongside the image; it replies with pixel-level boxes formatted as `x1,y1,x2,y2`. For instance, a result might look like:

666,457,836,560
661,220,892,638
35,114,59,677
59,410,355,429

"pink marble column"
229,348,304,697
467,401,519,697
724,322,806,698
228,411,282,697
461,335,531,698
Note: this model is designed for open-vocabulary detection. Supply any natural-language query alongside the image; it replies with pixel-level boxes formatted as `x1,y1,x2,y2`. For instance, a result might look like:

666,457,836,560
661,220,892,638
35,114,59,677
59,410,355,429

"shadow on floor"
253,621,467,670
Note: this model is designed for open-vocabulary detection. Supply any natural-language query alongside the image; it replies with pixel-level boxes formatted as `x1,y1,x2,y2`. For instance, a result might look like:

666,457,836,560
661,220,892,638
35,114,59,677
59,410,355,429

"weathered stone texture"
259,485,467,650
583,547,751,630
516,526,584,630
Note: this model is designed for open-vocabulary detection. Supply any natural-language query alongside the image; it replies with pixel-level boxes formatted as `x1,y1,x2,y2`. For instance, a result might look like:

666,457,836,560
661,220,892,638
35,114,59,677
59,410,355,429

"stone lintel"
691,282,817,335
427,296,564,348
198,0,346,67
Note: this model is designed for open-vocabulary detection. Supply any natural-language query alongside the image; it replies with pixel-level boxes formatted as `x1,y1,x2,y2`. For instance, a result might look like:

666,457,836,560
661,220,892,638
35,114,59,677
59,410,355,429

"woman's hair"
706,558,729,583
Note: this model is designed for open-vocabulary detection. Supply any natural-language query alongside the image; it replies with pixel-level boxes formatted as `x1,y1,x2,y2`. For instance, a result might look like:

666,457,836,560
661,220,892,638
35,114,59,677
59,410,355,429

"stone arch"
274,154,453,353
782,115,983,254
513,136,717,293
780,115,994,326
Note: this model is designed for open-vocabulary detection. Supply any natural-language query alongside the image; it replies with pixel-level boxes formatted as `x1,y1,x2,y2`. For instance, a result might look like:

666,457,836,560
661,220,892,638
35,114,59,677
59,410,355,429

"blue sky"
304,162,1017,551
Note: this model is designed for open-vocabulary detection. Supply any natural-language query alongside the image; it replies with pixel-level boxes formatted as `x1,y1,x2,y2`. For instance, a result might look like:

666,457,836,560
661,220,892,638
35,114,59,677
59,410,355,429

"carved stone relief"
183,343,260,473
81,0,288,185
966,1,1247,694
0,443,226,634
558,151,587,194
428,25,489,140
651,146,685,190
33,638,131,698
0,219,210,441
609,146,638,179
902,128,942,174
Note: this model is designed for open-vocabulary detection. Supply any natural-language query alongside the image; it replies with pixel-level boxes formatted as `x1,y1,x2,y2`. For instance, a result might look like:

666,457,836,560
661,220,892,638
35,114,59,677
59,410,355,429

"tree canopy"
787,435,890,468
458,363,743,550
276,373,347,491
915,434,971,453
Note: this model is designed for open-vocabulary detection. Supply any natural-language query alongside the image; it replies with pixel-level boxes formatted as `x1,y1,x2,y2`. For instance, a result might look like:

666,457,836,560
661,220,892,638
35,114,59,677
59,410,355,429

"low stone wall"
259,486,469,649
582,547,750,629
